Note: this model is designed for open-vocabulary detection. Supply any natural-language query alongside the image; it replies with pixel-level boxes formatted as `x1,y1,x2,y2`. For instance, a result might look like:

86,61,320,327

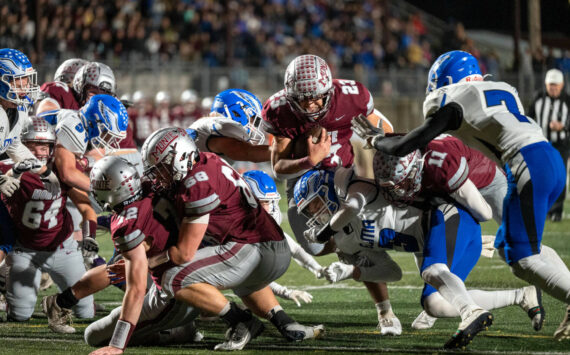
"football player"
36,58,88,113
0,48,60,263
243,169,322,306
296,168,543,349
352,50,570,341
171,89,202,128
141,127,324,351
1,116,94,328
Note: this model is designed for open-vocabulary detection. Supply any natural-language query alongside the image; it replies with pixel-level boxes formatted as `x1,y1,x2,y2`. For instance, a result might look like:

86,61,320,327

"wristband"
40,167,52,178
148,250,170,269
298,156,315,170
109,319,135,350
83,220,98,239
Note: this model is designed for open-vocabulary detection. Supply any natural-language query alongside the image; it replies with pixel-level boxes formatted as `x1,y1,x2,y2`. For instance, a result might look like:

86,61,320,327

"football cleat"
519,286,545,331
444,308,493,349
554,305,570,341
39,272,54,291
214,316,265,351
411,310,437,330
378,312,402,336
0,293,6,312
42,295,76,334
280,322,325,341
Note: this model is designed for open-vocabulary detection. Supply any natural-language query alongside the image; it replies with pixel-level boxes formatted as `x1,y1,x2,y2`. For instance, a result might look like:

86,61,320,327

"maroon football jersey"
170,105,201,128
119,123,136,149
421,135,499,195
40,81,81,110
0,162,72,251
262,79,374,170
174,152,284,244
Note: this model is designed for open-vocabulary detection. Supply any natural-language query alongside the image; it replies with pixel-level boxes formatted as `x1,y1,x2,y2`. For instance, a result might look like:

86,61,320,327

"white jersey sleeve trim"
114,229,145,252
447,157,469,191
184,194,220,215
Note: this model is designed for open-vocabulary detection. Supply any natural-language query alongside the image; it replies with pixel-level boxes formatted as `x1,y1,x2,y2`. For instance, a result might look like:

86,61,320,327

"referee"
528,68,569,221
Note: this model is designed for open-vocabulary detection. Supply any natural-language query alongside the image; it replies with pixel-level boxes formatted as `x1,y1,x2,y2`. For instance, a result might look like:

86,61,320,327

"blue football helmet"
80,94,128,151
294,169,339,228
426,50,483,94
243,170,282,224
0,48,39,107
211,88,265,145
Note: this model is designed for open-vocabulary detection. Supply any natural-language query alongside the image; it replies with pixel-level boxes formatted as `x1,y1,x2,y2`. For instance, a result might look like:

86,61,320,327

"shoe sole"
444,312,493,350
529,288,545,331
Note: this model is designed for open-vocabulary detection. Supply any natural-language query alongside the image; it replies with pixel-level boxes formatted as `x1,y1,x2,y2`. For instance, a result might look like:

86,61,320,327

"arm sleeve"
450,179,493,222
6,140,38,163
284,233,323,273
373,103,463,157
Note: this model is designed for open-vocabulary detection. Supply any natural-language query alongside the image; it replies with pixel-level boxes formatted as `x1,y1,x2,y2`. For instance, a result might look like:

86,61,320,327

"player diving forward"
352,50,570,341
295,167,543,349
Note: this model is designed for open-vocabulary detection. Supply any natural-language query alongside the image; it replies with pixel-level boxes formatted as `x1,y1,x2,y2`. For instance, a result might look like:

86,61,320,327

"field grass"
1,190,570,354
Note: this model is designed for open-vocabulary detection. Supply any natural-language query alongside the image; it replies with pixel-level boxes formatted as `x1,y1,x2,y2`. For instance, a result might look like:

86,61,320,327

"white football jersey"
55,109,89,156
189,116,249,153
0,106,30,155
333,167,426,255
423,81,546,164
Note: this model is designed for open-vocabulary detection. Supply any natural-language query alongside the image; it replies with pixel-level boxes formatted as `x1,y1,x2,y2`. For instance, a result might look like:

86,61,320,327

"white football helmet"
132,90,146,104
90,156,143,211
141,127,199,188
155,91,171,105
73,62,116,103
373,149,424,204
284,54,334,122
54,58,88,85
21,115,57,164
243,170,282,224
181,89,198,104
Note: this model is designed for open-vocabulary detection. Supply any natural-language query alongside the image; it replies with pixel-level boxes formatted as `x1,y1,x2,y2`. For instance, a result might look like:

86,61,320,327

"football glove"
324,261,355,283
0,172,20,197
351,114,384,149
284,289,314,307
81,236,100,259
12,158,43,176
40,170,61,197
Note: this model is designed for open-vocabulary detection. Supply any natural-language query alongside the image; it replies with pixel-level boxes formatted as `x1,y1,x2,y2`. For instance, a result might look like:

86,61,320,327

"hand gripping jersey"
55,109,89,156
189,115,250,153
110,195,178,278
262,79,374,169
332,167,426,255
0,161,71,250
174,152,284,244
39,81,81,110
421,135,498,196
423,81,546,164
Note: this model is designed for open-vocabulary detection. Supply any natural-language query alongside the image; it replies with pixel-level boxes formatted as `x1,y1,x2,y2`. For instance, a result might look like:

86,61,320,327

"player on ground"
296,168,544,349
352,50,570,341
141,127,324,351
0,116,94,328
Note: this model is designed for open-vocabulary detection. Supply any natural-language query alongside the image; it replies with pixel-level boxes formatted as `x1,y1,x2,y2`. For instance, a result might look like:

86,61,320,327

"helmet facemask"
298,190,337,228
1,70,39,106
287,90,334,122
374,150,424,206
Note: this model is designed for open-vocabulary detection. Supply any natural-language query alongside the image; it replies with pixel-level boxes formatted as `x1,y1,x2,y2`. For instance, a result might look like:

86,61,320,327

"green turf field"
1,190,569,354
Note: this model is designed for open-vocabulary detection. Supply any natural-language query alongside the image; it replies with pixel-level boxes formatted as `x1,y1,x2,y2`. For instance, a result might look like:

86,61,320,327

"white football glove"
324,261,355,283
303,226,323,244
284,289,314,307
351,114,384,149
81,236,100,259
0,173,20,197
12,158,43,176
40,170,61,197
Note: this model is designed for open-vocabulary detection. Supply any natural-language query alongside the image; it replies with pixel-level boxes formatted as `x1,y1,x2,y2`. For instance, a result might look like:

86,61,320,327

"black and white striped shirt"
528,92,570,145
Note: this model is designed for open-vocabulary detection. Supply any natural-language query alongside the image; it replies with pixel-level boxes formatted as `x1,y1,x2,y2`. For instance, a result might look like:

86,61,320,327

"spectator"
528,69,570,221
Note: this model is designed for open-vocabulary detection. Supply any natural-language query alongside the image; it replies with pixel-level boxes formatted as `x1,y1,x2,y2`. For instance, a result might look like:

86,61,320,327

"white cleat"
42,295,76,334
281,323,325,341
39,273,54,291
519,286,545,331
378,312,402,335
554,305,570,341
214,317,264,351
0,293,6,312
411,310,437,330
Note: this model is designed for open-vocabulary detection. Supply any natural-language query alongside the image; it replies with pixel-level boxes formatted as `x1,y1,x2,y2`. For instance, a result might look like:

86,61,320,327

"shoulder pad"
55,109,88,155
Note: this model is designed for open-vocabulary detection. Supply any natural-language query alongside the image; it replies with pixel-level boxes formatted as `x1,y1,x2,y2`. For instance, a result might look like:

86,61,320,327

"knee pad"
421,263,450,286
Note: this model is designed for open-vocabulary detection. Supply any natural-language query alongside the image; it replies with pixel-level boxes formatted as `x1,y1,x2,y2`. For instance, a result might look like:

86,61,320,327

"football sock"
57,287,79,309
513,254,570,304
421,263,480,321
267,305,295,330
219,302,252,327
375,300,393,317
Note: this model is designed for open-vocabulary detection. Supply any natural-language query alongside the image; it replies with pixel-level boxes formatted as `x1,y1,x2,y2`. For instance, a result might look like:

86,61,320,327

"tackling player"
352,50,570,341
1,116,94,328
295,168,543,349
